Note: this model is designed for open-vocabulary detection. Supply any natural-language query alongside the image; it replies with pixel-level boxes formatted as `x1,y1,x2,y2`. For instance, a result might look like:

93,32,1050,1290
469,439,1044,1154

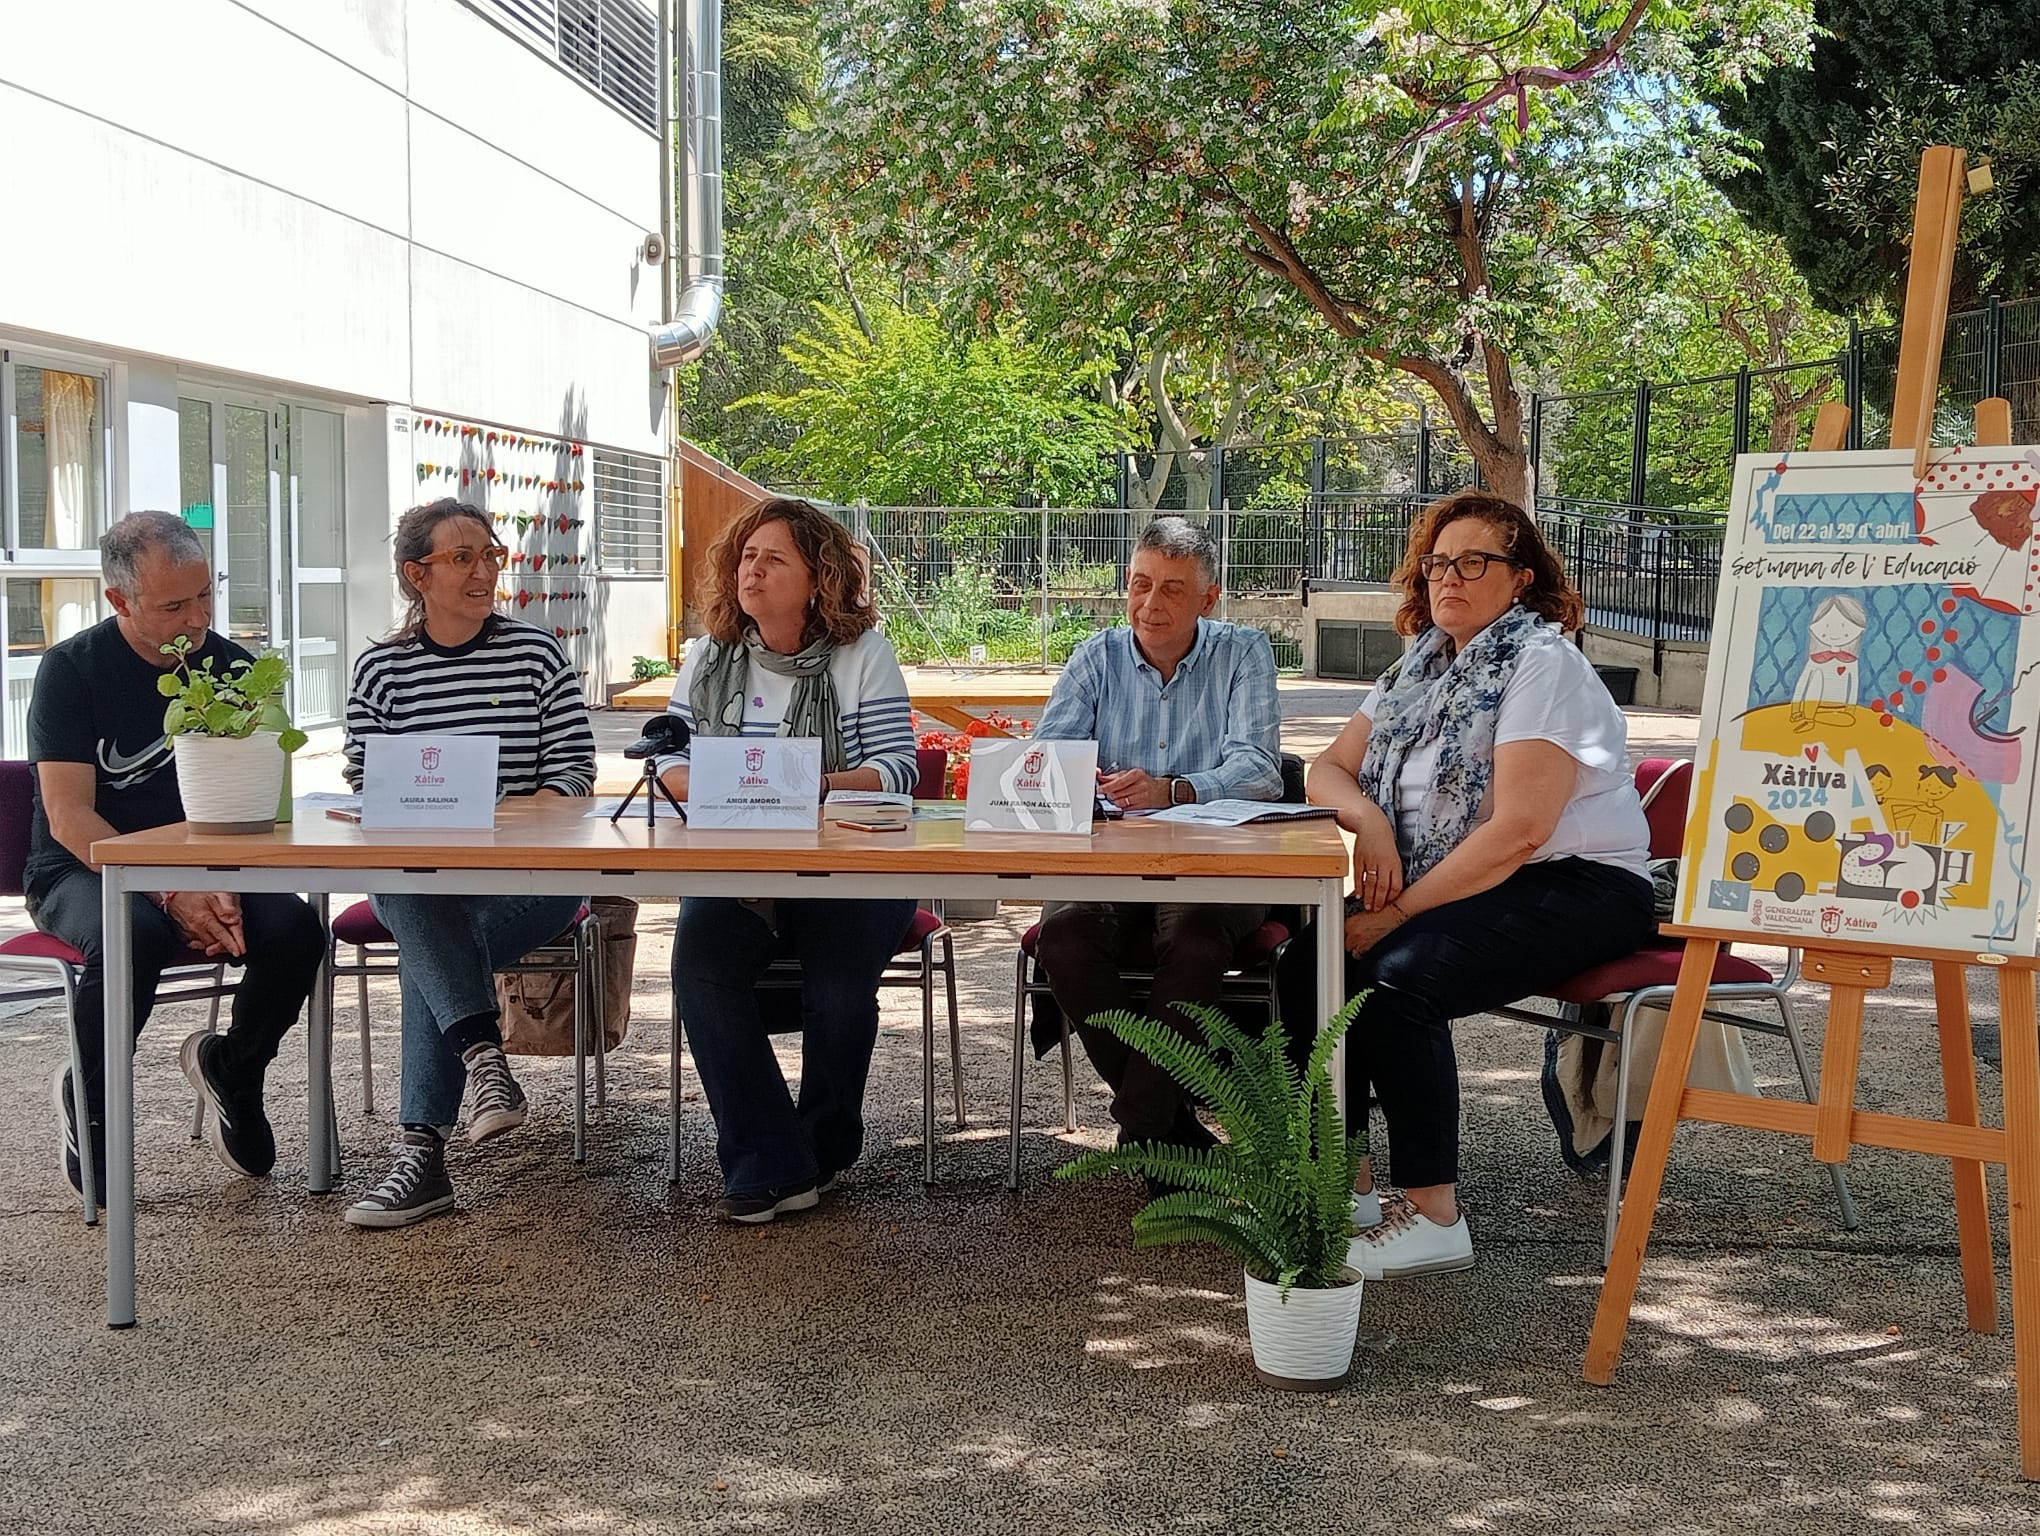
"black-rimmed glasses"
1417,550,1523,582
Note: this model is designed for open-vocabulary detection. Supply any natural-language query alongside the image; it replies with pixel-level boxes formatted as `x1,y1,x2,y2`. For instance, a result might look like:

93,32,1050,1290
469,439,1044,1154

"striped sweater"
658,627,918,794
343,616,596,796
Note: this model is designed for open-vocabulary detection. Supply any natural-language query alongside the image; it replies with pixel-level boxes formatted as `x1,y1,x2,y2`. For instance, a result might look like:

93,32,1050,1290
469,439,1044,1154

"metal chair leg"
61,967,97,1226
588,913,608,1111
668,1000,685,1184
355,964,375,1116
1605,998,1643,1268
1008,952,1028,1192
571,941,588,1165
1059,1022,1076,1133
1778,993,1862,1231
943,934,965,1129
922,936,937,1185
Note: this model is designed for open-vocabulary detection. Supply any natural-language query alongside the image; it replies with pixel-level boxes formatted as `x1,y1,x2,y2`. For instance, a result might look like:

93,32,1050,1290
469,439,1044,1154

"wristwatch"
1170,776,1196,806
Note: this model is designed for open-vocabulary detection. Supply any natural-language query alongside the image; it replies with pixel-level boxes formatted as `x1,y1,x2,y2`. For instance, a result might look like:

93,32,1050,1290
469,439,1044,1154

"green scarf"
689,628,847,772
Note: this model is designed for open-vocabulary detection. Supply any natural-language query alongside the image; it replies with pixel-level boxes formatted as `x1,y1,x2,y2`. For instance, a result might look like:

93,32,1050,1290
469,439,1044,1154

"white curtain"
41,371,99,639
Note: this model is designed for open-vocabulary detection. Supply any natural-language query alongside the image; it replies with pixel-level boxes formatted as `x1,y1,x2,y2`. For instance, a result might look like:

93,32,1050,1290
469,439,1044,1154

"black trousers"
1036,899,1269,1140
28,866,327,1118
1277,857,1654,1189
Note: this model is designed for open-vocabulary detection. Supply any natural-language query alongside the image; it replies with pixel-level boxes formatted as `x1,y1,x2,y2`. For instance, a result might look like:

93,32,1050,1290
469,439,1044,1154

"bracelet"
1386,898,1411,925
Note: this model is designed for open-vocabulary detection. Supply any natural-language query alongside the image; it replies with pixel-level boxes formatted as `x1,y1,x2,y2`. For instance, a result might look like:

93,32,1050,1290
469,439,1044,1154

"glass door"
283,406,346,727
176,392,348,729
222,402,277,652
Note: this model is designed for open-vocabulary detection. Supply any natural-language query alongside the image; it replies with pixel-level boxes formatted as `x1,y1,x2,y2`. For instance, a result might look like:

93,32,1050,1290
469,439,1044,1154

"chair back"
0,758,36,899
1279,751,1307,804
913,746,949,801
1634,758,1693,862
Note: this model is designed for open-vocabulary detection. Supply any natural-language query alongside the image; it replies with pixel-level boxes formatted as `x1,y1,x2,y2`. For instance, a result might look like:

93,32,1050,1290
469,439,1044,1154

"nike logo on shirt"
98,736,173,789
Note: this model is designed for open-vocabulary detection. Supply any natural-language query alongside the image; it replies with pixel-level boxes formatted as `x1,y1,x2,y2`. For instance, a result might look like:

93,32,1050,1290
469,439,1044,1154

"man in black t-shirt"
30,511,325,1208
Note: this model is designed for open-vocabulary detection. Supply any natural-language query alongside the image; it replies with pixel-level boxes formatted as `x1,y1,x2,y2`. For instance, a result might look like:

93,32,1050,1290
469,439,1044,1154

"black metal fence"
1114,295,2040,517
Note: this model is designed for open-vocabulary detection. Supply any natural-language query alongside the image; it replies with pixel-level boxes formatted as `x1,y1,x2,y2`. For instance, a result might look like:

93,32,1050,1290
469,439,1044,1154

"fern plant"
1054,995,1367,1295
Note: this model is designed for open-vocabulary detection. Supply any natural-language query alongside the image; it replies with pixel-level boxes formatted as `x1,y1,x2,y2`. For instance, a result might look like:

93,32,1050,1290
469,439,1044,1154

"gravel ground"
1,693,2032,1533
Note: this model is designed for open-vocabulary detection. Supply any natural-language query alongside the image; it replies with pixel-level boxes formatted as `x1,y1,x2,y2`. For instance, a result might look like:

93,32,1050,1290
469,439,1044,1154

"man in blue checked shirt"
1033,516,1283,1152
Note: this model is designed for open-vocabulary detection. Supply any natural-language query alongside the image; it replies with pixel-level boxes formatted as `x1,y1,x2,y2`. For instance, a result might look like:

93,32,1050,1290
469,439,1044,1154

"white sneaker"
1350,1188,1383,1231
1347,1202,1474,1279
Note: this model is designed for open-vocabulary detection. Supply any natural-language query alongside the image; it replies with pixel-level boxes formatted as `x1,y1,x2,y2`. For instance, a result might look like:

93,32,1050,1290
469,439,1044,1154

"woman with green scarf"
659,498,918,1223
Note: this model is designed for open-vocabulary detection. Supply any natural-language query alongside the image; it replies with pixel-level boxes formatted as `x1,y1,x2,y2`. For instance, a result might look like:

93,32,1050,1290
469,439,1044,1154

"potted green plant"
1056,996,1369,1389
158,636,308,834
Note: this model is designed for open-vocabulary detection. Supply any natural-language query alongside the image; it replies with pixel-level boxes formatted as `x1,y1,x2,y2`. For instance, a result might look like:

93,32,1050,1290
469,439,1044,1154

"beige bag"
1556,1004,1758,1159
498,896,638,1056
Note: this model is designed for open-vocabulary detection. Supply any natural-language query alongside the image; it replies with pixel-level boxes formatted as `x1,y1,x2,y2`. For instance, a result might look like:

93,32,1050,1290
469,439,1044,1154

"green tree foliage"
1546,179,1849,509
678,0,839,468
735,303,1130,506
1710,1,2040,312
793,0,1812,508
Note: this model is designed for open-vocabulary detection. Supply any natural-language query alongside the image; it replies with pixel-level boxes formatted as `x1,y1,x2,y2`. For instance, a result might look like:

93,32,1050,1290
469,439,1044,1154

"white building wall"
0,0,670,727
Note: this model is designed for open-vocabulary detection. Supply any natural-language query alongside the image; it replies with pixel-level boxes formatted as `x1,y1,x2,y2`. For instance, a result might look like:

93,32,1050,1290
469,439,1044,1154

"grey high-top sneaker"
343,1130,455,1229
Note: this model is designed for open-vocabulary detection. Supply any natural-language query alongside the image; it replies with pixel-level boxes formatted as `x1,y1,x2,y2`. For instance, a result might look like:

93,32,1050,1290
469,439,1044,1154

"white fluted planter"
1243,1266,1364,1390
173,733,286,834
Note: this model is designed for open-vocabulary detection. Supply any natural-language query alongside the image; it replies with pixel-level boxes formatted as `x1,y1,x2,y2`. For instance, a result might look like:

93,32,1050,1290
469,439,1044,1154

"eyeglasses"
412,545,510,572
1417,550,1523,583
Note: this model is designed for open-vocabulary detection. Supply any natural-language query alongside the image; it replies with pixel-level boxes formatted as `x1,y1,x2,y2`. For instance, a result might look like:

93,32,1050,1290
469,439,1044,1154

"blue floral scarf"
1357,603,1555,882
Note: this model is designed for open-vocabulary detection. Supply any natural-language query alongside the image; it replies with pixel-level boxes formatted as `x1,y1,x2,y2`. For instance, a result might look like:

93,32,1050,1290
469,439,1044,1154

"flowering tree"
795,0,1813,508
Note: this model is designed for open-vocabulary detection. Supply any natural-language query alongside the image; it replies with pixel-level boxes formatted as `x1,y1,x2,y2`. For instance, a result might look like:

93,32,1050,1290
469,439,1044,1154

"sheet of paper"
687,737,822,829
965,738,1095,835
360,735,499,830
1150,800,1337,827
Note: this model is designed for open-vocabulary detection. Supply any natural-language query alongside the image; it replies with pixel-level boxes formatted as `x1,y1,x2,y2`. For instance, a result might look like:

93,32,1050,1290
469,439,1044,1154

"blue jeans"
371,892,586,1126
672,896,917,1197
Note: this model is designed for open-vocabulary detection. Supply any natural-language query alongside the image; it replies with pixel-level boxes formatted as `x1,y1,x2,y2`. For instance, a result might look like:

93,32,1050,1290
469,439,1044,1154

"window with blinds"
593,449,666,574
470,0,658,132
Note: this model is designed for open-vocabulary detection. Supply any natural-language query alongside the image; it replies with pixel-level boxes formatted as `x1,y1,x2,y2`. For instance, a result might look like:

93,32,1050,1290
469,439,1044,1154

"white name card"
688,737,823,829
965,738,1096,835
361,735,500,830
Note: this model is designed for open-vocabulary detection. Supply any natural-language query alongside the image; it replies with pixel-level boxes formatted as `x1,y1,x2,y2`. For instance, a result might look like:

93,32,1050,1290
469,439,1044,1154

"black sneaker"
715,1181,820,1224
343,1130,455,1229
51,1065,106,1209
179,1031,277,1178
459,1044,527,1144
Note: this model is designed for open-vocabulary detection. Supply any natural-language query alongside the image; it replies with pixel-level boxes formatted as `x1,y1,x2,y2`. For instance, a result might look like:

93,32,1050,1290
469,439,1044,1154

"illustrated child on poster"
1789,594,1867,733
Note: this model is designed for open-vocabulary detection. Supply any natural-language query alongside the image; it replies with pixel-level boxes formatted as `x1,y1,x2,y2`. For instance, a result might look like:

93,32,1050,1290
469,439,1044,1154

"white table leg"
1317,875,1348,1121
104,866,136,1329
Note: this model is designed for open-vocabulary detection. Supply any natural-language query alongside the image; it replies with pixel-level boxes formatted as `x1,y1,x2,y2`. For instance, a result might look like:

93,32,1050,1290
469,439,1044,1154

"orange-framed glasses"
411,544,510,572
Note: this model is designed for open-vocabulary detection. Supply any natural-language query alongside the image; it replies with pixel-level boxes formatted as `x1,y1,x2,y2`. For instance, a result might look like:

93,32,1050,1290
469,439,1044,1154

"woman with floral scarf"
659,498,918,1223
1280,491,1655,1280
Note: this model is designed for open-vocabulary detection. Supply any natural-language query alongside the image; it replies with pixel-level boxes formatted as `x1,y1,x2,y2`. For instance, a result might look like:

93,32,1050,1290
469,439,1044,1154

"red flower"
963,718,992,739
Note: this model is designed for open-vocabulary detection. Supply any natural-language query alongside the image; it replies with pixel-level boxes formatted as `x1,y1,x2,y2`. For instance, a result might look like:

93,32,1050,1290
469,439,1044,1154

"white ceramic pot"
174,732,287,834
1242,1265,1364,1390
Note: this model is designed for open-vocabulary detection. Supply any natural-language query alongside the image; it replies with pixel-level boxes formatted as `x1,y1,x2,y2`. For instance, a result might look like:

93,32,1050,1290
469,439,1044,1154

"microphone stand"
611,755,687,827
611,714,688,827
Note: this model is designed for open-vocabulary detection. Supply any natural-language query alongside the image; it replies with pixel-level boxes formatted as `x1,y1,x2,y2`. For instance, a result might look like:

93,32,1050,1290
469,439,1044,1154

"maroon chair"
1490,756,1860,1261
325,897,608,1160
0,758,236,1224
665,746,963,1185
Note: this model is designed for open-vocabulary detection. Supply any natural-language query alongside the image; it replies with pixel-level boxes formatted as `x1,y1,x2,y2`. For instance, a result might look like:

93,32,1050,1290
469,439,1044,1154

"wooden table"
91,799,1350,1328
905,673,1054,736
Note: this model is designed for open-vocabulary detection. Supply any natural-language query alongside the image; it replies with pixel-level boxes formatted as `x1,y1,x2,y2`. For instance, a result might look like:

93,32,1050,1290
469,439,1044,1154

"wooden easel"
1583,145,2040,1479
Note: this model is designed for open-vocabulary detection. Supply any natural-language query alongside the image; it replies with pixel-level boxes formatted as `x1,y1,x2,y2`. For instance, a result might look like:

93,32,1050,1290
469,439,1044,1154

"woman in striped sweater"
339,498,596,1228
660,497,918,1223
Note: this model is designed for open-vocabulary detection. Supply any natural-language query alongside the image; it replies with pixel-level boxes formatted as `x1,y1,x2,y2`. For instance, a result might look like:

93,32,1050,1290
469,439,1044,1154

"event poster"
1678,446,2040,956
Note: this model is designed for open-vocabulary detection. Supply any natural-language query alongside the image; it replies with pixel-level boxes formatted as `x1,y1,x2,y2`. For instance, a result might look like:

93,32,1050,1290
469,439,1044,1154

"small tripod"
611,714,688,827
